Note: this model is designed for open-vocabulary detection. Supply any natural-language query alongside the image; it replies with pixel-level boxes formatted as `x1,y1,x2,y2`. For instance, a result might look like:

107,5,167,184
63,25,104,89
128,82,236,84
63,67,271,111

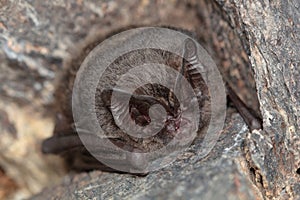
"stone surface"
0,101,66,199
32,114,263,200
212,0,300,198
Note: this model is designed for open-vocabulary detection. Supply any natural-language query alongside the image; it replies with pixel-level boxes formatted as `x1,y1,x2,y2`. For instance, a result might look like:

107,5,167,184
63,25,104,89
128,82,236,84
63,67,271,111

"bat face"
96,45,210,153
124,85,192,139
100,81,196,149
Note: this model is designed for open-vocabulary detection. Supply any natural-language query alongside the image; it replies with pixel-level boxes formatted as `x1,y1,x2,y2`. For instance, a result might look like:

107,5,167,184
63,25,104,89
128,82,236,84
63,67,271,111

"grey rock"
32,114,263,200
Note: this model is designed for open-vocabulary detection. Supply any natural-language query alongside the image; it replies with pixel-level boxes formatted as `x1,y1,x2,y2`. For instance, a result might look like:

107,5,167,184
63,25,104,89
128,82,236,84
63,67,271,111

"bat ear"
171,38,199,109
100,88,134,124
174,38,198,93
101,88,135,127
183,38,198,60
101,88,168,127
101,88,134,107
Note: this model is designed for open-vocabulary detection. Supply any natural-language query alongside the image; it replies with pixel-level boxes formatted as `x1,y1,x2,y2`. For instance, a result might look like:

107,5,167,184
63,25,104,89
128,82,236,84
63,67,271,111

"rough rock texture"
32,114,263,200
0,0,299,199
212,0,300,198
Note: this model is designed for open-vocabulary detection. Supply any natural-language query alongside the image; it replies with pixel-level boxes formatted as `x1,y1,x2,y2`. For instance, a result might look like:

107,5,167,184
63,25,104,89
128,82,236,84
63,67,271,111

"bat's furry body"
42,26,260,172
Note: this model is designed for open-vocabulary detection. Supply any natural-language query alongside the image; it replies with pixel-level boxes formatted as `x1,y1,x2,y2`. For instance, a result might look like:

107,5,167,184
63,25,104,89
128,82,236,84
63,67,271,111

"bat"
42,26,261,173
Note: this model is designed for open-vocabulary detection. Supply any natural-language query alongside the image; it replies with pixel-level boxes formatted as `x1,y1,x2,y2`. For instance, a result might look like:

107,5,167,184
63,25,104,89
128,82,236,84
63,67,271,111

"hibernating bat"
42,26,261,173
